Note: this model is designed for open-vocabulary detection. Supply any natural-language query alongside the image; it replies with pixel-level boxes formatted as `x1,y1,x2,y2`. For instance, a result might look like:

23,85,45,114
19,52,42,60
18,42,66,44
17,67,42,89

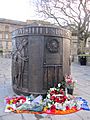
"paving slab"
22,114,37,120
1,113,22,120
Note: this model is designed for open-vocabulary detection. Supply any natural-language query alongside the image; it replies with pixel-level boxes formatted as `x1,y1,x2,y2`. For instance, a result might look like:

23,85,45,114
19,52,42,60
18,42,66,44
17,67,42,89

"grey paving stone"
1,114,22,120
40,118,51,120
35,114,52,120
22,114,37,120
76,111,90,120
0,117,3,120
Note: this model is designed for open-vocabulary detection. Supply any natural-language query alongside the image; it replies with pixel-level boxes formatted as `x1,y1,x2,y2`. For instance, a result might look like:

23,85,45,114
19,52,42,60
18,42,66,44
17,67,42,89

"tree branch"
61,7,78,24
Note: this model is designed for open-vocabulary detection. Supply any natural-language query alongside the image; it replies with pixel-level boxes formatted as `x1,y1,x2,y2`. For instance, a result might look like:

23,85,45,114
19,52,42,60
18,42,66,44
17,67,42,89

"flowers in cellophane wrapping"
65,75,77,89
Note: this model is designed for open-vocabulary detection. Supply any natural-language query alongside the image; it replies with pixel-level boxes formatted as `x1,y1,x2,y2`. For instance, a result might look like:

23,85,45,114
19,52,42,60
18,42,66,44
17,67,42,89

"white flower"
58,83,61,87
50,88,56,91
47,103,52,108
62,103,66,111
55,102,63,110
47,94,50,99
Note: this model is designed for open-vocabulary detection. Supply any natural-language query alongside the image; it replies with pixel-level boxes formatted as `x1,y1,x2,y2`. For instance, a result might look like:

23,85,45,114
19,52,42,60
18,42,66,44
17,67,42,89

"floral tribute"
4,76,90,114
65,75,76,89
43,83,80,114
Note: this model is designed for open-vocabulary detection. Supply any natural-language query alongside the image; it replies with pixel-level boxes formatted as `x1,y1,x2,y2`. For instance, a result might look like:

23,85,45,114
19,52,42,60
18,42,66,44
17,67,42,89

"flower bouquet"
65,75,76,95
43,82,84,114
44,83,69,111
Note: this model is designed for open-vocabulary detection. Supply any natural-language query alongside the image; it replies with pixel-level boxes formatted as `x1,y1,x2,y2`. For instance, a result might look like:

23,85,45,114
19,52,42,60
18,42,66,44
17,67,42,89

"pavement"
0,57,90,120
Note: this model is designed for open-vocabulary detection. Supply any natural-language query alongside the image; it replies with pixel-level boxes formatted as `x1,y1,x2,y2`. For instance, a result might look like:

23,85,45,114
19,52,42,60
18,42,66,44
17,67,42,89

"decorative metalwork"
12,37,29,89
12,26,71,39
46,39,59,53
43,64,63,89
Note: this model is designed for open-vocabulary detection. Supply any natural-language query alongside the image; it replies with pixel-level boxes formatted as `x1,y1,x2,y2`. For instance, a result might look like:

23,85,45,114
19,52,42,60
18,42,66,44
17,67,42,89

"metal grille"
43,64,63,89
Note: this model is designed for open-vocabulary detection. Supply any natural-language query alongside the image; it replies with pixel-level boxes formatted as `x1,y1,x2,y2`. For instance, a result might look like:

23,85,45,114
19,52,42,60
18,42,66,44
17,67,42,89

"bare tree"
34,0,90,54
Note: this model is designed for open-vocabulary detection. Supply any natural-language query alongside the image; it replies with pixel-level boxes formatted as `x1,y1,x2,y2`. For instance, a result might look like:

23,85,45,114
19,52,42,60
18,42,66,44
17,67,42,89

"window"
5,33,8,39
0,33,2,49
5,25,9,31
4,33,9,49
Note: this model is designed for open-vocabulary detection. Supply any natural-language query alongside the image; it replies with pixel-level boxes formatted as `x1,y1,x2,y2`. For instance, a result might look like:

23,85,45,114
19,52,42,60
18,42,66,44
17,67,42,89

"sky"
0,0,36,22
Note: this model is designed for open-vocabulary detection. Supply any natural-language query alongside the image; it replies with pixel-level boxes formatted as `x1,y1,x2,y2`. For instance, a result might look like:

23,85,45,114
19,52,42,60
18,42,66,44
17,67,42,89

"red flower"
60,89,64,95
55,97,60,103
50,91,55,95
55,90,59,94
50,105,56,110
66,106,70,110
67,80,72,84
50,96,55,101
63,96,67,101
59,100,63,103
61,98,65,103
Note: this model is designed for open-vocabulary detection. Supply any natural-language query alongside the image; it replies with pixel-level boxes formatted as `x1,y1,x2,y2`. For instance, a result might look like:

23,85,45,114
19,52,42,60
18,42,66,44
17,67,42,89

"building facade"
0,18,26,56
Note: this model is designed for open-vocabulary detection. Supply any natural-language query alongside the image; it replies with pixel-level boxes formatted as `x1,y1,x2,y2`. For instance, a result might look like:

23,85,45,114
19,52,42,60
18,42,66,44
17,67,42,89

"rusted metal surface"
12,26,71,95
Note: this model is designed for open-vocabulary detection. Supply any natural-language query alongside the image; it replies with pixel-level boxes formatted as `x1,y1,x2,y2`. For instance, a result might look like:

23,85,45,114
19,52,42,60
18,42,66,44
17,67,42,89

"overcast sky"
0,0,36,22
